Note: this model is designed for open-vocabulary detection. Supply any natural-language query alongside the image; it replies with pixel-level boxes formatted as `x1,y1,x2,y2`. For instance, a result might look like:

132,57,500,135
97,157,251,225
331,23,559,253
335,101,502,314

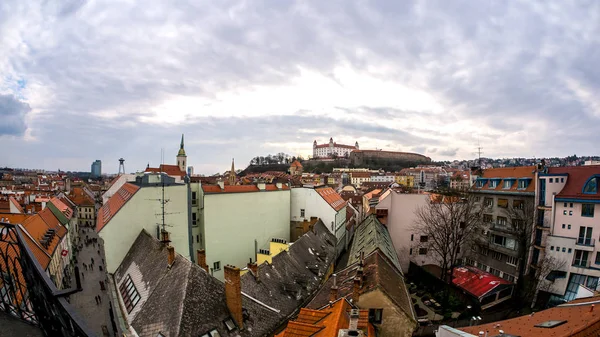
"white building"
102,174,137,204
375,190,439,272
97,173,191,274
192,181,291,281
291,186,347,258
313,138,358,158
532,165,600,304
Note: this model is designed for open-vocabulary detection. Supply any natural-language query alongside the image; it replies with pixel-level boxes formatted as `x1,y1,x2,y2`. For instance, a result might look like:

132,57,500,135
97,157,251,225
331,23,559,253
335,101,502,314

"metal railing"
0,222,96,336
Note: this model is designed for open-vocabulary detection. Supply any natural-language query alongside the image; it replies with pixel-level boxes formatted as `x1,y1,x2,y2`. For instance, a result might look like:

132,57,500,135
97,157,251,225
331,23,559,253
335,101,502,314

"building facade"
193,181,291,281
91,160,102,177
97,174,191,274
313,138,358,158
532,165,600,304
467,167,536,285
290,186,347,258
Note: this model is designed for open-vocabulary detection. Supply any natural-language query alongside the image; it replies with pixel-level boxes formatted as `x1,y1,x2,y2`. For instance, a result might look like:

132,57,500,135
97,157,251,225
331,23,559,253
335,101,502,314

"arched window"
583,176,598,194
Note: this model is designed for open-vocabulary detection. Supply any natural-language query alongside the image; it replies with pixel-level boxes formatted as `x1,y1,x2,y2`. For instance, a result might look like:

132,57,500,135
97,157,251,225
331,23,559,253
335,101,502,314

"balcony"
490,223,517,235
575,238,596,251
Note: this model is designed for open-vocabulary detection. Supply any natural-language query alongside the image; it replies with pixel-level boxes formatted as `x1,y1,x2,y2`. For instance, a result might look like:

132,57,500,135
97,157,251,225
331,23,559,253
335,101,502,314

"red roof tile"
290,160,303,168
460,295,600,337
316,187,346,211
550,165,600,200
145,164,186,177
452,266,511,298
476,166,536,193
49,197,73,220
96,183,140,232
69,187,95,206
201,184,289,193
9,197,24,214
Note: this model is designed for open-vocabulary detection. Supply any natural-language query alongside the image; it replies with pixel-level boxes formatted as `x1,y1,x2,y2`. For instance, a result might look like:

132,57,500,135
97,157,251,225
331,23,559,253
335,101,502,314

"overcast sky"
1,1,599,174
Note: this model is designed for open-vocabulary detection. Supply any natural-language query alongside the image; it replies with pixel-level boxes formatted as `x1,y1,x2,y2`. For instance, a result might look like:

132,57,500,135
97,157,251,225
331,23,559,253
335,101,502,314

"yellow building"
394,175,414,188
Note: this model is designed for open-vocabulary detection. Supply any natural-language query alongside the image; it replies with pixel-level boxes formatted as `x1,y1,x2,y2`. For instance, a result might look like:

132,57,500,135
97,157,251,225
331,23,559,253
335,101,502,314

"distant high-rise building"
91,160,102,177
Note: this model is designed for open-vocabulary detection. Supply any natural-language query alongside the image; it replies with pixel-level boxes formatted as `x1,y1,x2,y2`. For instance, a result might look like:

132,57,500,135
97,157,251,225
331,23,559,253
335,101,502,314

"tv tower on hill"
118,158,125,174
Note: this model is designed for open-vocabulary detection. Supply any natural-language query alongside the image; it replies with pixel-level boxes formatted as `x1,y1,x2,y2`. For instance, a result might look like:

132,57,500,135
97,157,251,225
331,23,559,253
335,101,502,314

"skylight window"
119,274,141,313
224,318,236,331
534,320,567,328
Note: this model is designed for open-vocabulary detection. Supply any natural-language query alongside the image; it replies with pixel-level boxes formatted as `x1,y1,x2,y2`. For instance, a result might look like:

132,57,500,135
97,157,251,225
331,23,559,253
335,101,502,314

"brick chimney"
329,274,338,302
197,249,209,273
352,276,361,304
224,265,244,329
247,261,259,281
167,246,175,267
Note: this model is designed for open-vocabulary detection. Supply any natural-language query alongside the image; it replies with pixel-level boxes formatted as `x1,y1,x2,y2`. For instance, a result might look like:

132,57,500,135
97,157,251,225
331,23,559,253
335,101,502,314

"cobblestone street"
68,225,119,337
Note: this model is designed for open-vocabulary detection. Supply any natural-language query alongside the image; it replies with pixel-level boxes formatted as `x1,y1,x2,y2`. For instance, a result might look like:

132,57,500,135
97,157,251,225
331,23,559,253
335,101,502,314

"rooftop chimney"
276,182,283,189
217,180,225,190
167,246,175,267
591,304,595,312
160,229,171,245
349,309,360,331
247,261,259,281
329,274,338,302
224,265,244,329
257,181,266,191
352,276,361,304
197,249,209,273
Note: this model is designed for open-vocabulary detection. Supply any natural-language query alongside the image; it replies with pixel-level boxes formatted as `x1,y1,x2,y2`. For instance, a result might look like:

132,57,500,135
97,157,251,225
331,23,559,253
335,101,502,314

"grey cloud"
0,94,30,136
438,148,459,157
2,1,600,171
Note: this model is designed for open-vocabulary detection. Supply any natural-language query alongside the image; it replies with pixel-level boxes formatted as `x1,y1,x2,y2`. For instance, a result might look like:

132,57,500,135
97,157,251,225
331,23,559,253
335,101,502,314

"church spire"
228,158,236,186
177,134,186,157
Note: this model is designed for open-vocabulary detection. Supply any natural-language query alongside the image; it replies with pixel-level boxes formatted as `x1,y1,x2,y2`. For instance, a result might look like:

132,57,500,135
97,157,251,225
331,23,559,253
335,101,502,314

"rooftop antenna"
118,158,125,175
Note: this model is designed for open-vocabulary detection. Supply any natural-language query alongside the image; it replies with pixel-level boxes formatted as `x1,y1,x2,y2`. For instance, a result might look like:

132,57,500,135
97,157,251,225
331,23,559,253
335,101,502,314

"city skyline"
2,1,600,174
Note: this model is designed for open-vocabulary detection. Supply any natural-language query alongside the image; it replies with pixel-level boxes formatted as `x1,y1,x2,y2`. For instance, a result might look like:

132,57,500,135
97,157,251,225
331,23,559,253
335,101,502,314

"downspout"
186,177,194,262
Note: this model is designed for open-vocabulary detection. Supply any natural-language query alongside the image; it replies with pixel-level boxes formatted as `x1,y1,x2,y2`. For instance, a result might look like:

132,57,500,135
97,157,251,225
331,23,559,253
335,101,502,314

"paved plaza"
68,225,120,337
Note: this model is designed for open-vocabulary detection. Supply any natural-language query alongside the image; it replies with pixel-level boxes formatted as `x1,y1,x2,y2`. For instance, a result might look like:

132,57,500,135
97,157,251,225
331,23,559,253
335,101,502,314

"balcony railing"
576,238,596,247
0,222,96,337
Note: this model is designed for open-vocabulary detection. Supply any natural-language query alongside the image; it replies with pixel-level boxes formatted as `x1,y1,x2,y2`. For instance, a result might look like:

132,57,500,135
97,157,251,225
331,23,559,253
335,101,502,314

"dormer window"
489,180,499,188
476,180,485,188
503,180,513,189
583,176,598,194
518,179,528,189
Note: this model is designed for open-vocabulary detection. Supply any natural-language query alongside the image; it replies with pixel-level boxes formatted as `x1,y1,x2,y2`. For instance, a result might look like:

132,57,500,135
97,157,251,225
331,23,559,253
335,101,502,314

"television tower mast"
118,158,125,174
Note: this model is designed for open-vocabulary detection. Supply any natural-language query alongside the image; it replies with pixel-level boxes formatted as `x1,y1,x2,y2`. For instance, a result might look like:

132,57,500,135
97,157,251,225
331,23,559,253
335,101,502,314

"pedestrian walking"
91,258,94,264
95,296,99,305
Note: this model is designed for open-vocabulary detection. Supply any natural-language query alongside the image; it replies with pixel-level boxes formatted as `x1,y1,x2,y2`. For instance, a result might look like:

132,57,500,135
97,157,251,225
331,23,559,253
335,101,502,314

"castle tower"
177,134,187,173
329,137,334,149
313,140,317,149
355,141,359,149
228,158,236,186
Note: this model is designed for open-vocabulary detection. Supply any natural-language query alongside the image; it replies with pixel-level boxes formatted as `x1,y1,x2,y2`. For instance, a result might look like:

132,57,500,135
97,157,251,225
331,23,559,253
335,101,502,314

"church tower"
228,158,236,185
177,134,187,173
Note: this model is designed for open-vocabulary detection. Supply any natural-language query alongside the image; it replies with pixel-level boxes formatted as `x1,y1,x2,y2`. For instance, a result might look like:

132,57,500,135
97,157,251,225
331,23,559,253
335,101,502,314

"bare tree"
412,190,484,283
529,255,567,308
503,198,537,299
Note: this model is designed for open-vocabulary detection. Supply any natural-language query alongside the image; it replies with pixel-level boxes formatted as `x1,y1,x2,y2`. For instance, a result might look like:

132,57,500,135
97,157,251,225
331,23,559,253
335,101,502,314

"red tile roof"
476,166,536,193
290,160,303,168
550,165,600,200
452,266,511,298
145,164,186,177
460,295,600,337
276,299,374,337
316,187,346,211
21,211,67,257
9,197,24,214
49,197,73,220
96,183,140,232
0,213,31,224
201,184,290,193
69,187,95,206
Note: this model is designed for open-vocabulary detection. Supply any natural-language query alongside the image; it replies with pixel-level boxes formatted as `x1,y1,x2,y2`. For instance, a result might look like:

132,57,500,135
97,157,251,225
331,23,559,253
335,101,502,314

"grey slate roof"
307,249,417,323
114,230,281,337
241,220,336,325
348,214,402,273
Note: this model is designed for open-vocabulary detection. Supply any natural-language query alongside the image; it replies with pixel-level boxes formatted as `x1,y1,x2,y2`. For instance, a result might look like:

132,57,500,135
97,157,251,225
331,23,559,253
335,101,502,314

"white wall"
376,192,438,272
102,174,137,204
203,189,290,281
100,183,190,274
291,188,337,234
